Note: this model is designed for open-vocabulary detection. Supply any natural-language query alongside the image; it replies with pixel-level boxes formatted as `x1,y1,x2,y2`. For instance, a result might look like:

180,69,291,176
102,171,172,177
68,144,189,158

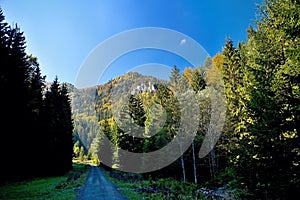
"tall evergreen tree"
241,1,299,197
60,84,74,172
128,94,146,127
0,8,10,180
0,8,74,181
169,66,186,181
0,14,33,179
42,78,73,175
220,0,300,198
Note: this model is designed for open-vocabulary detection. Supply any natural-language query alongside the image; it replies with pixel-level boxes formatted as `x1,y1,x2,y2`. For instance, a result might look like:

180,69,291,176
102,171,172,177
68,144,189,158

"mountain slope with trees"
72,1,299,198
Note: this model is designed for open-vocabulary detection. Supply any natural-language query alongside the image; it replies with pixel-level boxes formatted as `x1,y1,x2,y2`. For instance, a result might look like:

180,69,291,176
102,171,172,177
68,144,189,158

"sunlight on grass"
101,169,145,200
0,164,90,200
101,167,206,200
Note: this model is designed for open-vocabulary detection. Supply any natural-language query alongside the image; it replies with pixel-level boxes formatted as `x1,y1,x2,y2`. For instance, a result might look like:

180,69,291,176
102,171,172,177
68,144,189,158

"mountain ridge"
70,71,167,150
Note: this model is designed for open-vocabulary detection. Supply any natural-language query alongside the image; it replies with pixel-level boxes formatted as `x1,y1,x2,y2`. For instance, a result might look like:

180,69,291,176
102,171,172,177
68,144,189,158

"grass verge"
101,167,207,200
0,163,90,200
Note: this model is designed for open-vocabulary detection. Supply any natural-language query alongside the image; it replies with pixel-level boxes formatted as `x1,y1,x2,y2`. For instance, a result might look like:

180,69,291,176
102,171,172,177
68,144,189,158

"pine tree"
191,68,206,93
221,38,248,166
1,18,33,179
0,8,11,181
169,66,186,181
0,8,74,181
0,9,9,80
240,1,299,197
128,94,146,127
220,0,300,197
60,84,74,171
42,78,73,175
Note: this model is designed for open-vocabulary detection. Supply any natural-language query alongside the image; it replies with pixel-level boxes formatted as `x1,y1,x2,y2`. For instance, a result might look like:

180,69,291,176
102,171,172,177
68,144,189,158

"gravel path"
76,166,128,200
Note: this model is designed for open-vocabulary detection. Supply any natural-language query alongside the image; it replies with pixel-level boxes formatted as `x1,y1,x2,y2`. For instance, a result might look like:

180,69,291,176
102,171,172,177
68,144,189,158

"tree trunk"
180,143,186,182
192,141,197,184
209,148,217,178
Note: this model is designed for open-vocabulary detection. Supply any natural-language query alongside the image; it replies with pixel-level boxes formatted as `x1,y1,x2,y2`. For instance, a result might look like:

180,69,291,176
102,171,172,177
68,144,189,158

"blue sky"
1,0,261,86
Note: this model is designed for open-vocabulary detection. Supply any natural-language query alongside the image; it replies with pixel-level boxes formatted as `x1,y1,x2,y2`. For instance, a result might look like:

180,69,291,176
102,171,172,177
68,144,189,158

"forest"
0,9,73,181
73,0,300,198
0,0,299,199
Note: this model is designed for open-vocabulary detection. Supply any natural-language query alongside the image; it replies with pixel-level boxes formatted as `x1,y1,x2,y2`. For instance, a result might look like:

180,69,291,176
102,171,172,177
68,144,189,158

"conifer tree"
220,1,300,197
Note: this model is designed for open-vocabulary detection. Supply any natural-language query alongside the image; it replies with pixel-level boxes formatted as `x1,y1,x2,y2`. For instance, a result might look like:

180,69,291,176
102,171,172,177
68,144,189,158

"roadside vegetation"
0,164,90,200
101,167,239,200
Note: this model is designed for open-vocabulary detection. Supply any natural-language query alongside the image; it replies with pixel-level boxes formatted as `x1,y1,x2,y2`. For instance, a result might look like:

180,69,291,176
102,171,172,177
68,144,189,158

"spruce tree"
43,78,73,174
220,0,300,197
60,84,74,171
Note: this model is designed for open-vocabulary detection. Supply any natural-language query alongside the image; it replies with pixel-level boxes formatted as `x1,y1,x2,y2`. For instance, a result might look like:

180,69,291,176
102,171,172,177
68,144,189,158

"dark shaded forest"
0,9,73,182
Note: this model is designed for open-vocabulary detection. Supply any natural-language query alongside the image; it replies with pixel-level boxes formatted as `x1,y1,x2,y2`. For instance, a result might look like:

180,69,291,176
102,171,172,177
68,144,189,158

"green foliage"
0,8,73,181
128,94,146,127
104,168,200,200
42,78,74,174
93,156,100,166
79,146,84,162
73,140,80,155
220,0,300,198
191,68,206,93
71,86,100,150
2,0,294,196
0,164,89,200
80,65,220,184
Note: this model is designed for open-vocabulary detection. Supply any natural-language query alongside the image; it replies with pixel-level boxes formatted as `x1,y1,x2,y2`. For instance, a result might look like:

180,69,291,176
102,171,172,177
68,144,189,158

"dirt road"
76,166,128,200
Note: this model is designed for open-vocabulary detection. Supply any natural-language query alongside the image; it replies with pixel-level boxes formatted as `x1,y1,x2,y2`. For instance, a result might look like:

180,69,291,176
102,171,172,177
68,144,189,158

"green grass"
101,168,207,200
0,163,90,200
101,169,144,200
